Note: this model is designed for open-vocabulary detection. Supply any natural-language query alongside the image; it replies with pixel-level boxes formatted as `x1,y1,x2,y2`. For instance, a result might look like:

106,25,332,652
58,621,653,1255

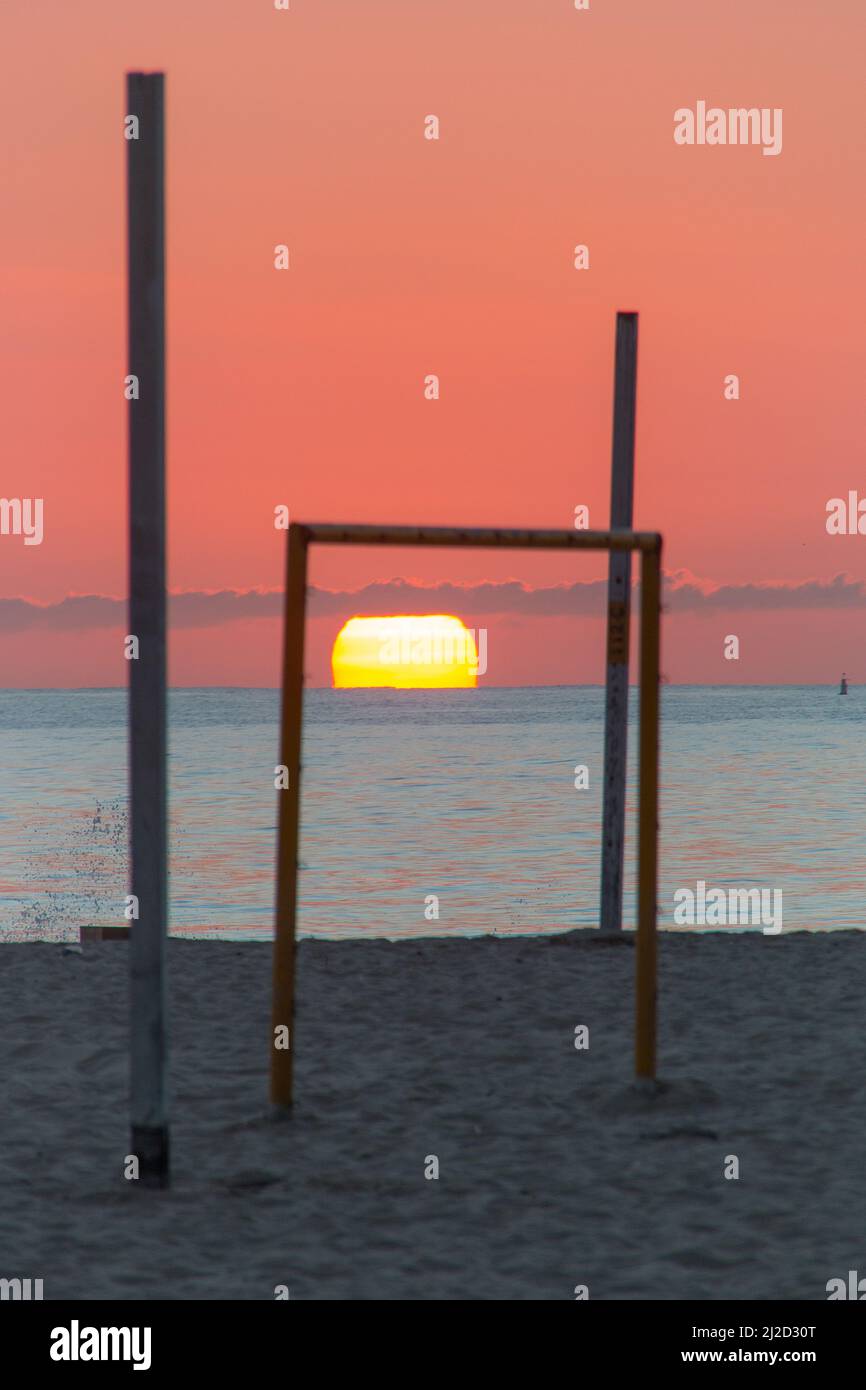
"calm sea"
0,686,862,940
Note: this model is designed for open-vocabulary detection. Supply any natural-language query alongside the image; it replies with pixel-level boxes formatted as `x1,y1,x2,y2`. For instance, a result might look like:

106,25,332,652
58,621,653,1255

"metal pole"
271,524,308,1109
635,539,661,1082
599,312,639,932
127,71,169,1186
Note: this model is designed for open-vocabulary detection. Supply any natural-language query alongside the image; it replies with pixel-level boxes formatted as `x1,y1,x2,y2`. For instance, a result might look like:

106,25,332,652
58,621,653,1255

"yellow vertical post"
271,523,308,1109
636,538,661,1082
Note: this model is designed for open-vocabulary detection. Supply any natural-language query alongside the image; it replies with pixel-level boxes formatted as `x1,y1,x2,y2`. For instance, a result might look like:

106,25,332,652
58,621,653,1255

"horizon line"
0,682,856,694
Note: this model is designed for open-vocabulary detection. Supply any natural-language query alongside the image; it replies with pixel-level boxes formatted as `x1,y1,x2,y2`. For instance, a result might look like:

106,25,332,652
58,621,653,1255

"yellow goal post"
271,523,662,1107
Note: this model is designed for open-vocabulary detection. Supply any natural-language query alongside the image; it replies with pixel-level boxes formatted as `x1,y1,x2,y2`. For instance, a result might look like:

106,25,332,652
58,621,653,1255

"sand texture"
1,932,864,1300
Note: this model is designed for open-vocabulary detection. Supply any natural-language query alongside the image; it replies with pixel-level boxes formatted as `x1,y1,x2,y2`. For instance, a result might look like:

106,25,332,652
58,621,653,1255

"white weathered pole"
599,312,638,933
127,71,169,1186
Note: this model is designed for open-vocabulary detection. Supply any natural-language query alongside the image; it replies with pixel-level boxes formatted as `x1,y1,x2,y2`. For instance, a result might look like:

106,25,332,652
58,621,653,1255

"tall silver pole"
599,312,638,933
127,71,169,1186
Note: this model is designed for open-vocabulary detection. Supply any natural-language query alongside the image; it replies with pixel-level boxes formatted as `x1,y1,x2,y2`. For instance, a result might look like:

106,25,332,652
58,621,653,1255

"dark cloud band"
1,572,863,633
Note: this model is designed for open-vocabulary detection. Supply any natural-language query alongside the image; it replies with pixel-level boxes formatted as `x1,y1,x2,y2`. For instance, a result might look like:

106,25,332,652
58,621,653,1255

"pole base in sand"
633,1075,663,1097
131,1125,170,1188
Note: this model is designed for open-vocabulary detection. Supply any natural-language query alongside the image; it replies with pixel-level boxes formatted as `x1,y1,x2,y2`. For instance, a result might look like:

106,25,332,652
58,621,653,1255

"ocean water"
0,686,863,939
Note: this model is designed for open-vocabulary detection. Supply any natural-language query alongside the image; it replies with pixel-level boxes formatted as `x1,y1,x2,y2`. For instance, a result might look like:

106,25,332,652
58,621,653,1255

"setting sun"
331,615,479,688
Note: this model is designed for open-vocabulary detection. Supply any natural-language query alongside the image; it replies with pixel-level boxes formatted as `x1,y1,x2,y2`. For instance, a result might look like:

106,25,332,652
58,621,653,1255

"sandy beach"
2,930,864,1300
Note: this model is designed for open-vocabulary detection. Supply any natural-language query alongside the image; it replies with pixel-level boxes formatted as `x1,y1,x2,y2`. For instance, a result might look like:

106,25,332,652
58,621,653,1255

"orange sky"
2,0,864,686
